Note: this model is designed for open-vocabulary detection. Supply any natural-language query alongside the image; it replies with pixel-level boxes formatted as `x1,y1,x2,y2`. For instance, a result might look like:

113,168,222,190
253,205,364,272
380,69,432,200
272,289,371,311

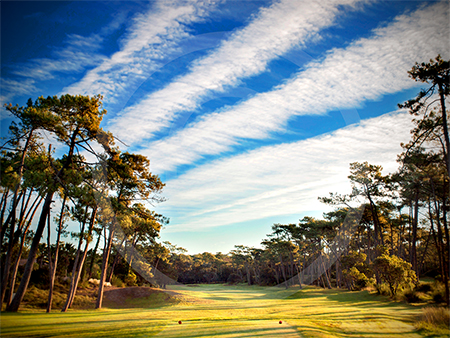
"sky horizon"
1,0,449,254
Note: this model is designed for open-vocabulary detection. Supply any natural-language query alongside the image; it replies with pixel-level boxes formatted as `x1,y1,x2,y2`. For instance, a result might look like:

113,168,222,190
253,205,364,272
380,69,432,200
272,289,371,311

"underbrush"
22,284,97,310
415,306,450,336
371,280,448,305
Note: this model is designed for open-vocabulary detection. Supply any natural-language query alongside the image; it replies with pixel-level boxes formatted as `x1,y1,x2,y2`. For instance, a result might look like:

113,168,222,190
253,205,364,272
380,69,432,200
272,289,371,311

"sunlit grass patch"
1,284,427,338
415,306,450,337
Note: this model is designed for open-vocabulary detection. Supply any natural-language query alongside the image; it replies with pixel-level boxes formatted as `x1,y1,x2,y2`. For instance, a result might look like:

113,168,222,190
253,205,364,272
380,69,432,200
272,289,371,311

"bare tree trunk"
410,190,419,276
107,237,126,283
46,211,54,312
437,81,450,181
88,230,101,279
431,180,449,306
7,191,54,312
47,195,67,312
0,190,11,238
279,254,288,289
8,128,79,312
63,207,97,311
96,224,115,309
62,208,88,312
6,196,42,308
1,190,25,304
245,261,251,286
273,262,280,285
321,255,332,289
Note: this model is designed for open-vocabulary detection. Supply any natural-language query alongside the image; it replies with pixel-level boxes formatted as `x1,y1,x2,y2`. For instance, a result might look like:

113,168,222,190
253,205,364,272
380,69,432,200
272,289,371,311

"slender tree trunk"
410,190,419,275
96,224,115,309
46,211,54,312
107,237,126,282
431,180,449,306
0,189,11,237
279,254,288,289
367,196,383,249
0,207,13,248
62,206,93,312
47,195,66,312
1,190,24,304
6,195,42,308
245,261,251,286
321,255,332,289
7,127,79,312
437,81,450,181
1,129,35,304
273,262,280,285
65,207,97,311
88,230,101,279
3,188,36,305
296,257,303,289
62,211,87,311
7,191,54,312
418,220,432,273
335,258,341,288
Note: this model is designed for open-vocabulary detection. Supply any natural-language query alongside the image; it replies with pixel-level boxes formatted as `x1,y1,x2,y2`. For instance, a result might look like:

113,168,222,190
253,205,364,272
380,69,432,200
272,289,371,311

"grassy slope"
0,285,447,338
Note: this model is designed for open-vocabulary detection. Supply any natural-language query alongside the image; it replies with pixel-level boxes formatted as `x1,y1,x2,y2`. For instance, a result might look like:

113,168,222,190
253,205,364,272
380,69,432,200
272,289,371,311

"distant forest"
1,56,448,312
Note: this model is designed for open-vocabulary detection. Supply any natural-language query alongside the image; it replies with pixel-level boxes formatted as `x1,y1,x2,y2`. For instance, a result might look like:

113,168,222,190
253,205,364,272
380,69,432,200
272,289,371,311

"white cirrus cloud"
142,1,449,173
109,0,366,143
63,0,221,103
157,111,413,232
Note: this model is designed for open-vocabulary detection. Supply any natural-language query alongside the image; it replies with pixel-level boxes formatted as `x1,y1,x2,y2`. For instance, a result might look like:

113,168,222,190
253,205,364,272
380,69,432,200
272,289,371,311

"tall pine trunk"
47,196,67,312
7,191,54,312
96,224,115,309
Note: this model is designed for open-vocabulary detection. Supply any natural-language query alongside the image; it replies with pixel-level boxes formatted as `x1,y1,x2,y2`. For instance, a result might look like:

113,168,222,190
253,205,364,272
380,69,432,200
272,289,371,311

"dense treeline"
1,56,448,311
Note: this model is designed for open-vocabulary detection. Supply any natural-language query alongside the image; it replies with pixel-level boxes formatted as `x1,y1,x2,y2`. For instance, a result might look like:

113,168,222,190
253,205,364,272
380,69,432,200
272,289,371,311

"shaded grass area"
1,284,448,337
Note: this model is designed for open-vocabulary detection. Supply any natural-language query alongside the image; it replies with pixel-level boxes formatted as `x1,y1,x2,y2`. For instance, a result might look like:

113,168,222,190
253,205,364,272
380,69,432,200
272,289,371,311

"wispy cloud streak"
144,1,449,173
158,111,413,231
110,0,365,143
1,10,126,106
63,0,220,103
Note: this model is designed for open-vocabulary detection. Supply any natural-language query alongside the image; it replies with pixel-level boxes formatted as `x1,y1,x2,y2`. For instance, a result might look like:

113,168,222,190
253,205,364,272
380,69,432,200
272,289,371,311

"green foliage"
343,267,369,291
401,289,425,303
373,253,417,296
431,282,447,304
111,275,124,288
341,252,369,291
124,272,137,286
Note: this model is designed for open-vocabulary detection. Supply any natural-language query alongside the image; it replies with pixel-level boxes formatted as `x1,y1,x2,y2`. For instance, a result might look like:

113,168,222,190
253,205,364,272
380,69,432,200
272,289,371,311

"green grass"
1,284,448,337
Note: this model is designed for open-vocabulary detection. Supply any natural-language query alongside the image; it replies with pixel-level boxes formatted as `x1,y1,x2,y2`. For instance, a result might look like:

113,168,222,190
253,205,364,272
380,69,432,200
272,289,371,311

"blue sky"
1,0,449,254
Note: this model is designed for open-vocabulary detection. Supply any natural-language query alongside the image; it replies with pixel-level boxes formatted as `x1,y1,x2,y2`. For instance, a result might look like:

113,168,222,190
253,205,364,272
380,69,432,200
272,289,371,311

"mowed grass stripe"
1,285,439,337
154,320,302,338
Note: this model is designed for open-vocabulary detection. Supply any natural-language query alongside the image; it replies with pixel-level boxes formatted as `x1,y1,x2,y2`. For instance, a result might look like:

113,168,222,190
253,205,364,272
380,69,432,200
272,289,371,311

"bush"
111,275,124,288
372,253,417,296
124,272,137,286
415,282,432,293
375,283,391,297
227,273,242,285
342,267,369,291
417,307,450,329
430,281,446,303
402,289,423,303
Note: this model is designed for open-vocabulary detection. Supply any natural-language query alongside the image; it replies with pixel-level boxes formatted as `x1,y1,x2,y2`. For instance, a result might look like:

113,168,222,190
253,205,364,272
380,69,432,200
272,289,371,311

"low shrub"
111,275,124,288
431,281,447,304
402,289,423,303
415,282,432,293
416,306,450,335
124,272,137,286
375,283,391,297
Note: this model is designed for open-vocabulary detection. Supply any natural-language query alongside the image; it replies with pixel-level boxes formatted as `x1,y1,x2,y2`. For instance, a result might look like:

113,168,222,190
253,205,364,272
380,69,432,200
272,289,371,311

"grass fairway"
0,284,445,337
